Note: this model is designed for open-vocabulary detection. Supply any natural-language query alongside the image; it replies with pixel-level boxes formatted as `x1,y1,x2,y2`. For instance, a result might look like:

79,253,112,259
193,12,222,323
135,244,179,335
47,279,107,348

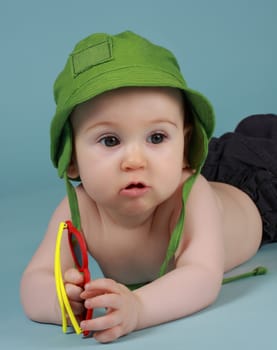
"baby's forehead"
71,86,184,128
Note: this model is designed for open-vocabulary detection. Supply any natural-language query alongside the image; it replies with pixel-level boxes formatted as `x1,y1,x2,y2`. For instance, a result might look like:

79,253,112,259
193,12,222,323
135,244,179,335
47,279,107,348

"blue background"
0,1,277,349
1,0,276,197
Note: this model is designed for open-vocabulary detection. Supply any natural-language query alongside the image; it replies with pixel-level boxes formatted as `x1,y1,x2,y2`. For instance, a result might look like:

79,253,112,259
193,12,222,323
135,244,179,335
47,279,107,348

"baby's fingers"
81,278,121,299
63,269,87,319
69,300,85,316
65,283,85,316
65,283,84,302
80,312,122,343
84,293,121,311
64,268,84,286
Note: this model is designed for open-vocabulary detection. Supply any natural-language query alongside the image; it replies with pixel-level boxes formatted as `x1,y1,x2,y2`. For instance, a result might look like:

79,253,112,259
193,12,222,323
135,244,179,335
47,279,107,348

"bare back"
210,182,263,271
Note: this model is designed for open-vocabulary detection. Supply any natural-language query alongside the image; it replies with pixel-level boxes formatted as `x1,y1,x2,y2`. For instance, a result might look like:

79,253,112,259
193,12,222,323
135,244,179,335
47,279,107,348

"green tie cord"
222,266,267,284
127,266,267,291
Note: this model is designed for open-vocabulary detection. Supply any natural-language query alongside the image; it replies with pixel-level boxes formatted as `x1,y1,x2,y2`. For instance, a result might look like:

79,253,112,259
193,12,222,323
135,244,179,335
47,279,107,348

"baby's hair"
182,94,193,168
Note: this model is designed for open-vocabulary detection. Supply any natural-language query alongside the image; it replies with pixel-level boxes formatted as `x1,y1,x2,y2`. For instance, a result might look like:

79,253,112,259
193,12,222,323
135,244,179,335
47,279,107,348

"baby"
20,31,277,343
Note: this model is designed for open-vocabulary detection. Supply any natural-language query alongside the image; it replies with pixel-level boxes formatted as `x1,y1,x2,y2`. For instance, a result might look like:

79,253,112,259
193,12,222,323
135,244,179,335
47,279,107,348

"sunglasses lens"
70,235,83,268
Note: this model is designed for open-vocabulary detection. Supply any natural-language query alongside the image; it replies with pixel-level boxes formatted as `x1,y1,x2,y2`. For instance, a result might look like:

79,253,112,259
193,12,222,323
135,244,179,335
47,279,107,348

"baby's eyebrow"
149,119,178,127
90,120,116,127
84,120,117,131
83,118,179,133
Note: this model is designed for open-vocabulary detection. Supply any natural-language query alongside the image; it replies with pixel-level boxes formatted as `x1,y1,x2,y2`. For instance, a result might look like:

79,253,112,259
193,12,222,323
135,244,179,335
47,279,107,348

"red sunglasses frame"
66,220,93,335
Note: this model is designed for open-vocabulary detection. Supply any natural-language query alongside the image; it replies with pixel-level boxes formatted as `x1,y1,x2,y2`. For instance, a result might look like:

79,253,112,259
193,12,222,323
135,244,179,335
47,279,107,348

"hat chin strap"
159,169,200,277
64,173,81,231
158,120,207,276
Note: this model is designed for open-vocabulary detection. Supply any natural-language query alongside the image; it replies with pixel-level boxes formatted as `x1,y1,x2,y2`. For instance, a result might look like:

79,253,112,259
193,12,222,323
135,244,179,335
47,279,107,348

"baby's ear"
67,157,79,179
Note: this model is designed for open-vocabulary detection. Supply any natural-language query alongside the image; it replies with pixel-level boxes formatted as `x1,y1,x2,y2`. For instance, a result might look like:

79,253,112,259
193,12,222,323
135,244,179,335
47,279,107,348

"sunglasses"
54,221,93,336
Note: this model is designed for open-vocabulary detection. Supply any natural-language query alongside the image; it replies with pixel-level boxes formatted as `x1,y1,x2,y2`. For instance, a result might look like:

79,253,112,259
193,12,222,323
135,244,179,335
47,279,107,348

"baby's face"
69,87,186,216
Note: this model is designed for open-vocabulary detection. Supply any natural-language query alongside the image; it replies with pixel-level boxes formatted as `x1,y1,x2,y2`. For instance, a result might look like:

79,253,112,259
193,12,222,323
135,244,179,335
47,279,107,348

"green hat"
50,31,215,274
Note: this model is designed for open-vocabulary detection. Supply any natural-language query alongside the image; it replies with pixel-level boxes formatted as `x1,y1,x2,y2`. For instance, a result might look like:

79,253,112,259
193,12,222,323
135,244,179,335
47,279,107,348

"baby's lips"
125,182,146,189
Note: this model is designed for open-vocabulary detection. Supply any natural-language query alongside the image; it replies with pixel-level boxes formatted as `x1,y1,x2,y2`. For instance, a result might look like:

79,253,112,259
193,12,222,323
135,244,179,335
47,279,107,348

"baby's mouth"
120,182,149,197
125,182,146,190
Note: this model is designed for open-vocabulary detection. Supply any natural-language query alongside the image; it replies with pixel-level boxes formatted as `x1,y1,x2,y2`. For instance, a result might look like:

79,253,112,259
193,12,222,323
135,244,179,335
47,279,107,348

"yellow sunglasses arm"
54,222,82,335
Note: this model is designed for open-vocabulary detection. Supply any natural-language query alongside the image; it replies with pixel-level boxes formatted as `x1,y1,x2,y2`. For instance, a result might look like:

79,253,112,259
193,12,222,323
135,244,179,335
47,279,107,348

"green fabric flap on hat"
188,117,208,170
57,121,72,178
71,37,113,77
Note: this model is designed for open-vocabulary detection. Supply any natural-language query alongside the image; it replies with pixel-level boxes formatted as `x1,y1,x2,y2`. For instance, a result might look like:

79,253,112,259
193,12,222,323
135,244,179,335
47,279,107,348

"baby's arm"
20,197,77,324
135,175,225,326
80,176,225,342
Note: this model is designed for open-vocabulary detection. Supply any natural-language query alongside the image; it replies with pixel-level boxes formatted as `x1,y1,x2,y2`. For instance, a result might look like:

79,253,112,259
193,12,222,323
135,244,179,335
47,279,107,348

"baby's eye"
99,136,120,147
147,133,166,144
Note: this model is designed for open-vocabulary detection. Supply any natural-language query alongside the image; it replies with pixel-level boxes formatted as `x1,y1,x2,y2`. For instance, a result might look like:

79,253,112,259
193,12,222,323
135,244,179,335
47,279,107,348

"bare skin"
20,87,263,343
209,181,262,271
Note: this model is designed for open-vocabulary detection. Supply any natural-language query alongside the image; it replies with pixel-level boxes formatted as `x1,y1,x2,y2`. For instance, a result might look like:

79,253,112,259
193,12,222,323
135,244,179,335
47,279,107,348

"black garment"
201,114,277,244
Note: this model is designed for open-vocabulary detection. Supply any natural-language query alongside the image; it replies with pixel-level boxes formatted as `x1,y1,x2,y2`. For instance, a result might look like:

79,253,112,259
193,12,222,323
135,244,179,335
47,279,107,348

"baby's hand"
80,278,141,343
64,268,86,318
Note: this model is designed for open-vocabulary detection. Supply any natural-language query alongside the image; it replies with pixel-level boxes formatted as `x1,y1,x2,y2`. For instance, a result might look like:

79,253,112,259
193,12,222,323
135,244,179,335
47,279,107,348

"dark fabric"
201,114,277,244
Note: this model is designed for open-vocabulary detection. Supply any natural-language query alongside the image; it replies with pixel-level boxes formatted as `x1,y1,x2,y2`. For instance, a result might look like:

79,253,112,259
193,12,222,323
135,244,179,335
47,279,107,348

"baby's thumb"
64,267,84,285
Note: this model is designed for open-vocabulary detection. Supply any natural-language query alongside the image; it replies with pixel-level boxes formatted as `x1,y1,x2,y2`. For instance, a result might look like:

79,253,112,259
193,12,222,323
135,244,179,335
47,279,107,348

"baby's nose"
120,145,147,171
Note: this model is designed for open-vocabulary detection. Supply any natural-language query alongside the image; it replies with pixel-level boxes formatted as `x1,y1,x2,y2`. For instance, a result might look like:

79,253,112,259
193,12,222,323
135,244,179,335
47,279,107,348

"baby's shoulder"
185,174,223,225
188,174,216,200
